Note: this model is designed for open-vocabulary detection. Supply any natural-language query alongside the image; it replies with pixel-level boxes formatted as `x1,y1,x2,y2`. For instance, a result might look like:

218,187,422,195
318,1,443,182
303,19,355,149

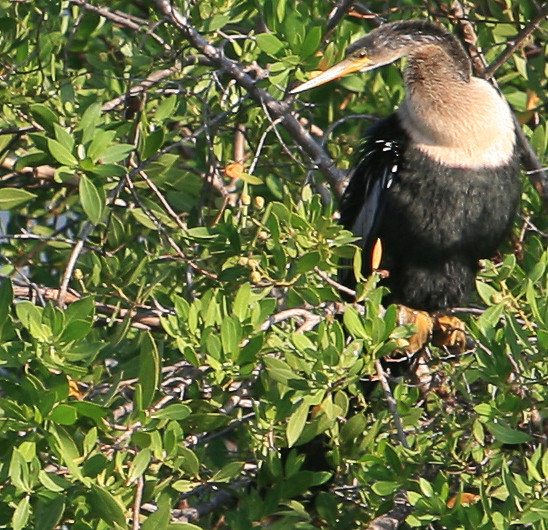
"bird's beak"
290,56,372,94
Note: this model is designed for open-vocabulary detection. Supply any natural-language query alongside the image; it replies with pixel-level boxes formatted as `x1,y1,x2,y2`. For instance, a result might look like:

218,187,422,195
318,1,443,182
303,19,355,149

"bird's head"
290,20,469,94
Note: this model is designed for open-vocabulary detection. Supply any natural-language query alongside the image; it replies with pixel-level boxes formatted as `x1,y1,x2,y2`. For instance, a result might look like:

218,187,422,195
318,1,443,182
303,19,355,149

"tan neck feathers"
398,75,516,169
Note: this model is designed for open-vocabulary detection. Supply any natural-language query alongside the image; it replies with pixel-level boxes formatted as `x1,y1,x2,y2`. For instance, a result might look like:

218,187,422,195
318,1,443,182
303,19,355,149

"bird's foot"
395,307,467,355
396,305,434,355
432,314,467,353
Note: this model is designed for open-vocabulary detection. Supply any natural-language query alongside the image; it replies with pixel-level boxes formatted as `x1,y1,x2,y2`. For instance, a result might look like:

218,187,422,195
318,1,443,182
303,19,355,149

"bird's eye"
357,51,367,58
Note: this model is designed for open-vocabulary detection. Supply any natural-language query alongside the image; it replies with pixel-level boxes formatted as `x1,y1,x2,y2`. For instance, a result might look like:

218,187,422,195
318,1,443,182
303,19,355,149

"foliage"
0,0,547,528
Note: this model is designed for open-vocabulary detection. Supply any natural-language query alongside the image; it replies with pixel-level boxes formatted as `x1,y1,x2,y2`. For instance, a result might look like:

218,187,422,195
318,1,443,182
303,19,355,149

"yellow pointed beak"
290,56,372,94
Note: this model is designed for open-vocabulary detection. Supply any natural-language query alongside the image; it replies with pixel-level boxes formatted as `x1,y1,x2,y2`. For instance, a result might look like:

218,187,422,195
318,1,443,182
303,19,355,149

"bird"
291,20,520,312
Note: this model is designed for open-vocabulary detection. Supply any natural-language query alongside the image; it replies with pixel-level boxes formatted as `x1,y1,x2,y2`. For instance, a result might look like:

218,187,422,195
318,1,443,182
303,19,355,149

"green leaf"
475,280,499,305
47,138,77,166
12,496,31,530
202,13,230,32
61,319,92,342
141,493,171,530
140,128,164,159
0,280,12,324
256,33,285,56
99,143,134,163
276,0,286,22
486,422,532,444
15,301,49,340
38,470,66,492
233,283,251,321
9,448,30,492
0,188,37,209
186,226,217,239
49,425,84,481
263,356,305,386
211,461,245,483
154,95,177,122
79,174,105,224
53,123,75,152
138,332,160,409
79,102,103,145
343,306,368,339
300,26,322,57
33,496,65,530
239,172,263,185
152,404,192,420
128,449,151,484
179,447,200,478
50,404,78,425
340,413,366,441
30,103,57,133
221,315,241,357
372,481,399,496
87,129,116,162
88,484,126,528
296,251,320,274
287,401,309,447
418,477,434,497
542,448,548,480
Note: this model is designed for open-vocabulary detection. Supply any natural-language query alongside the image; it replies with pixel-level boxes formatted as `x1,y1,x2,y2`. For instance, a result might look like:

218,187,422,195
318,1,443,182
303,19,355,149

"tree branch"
151,0,346,196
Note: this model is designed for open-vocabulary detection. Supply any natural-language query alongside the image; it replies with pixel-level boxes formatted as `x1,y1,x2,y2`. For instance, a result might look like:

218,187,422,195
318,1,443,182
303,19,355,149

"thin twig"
132,476,144,530
102,66,182,112
314,267,356,297
57,236,86,308
374,359,410,449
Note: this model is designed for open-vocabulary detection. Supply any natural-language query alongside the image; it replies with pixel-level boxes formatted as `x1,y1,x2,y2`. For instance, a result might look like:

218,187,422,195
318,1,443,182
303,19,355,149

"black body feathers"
339,114,520,311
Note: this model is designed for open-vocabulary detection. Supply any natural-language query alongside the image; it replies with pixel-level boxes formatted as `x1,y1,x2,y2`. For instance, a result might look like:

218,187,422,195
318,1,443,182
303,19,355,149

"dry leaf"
371,238,383,270
224,162,244,179
447,492,480,508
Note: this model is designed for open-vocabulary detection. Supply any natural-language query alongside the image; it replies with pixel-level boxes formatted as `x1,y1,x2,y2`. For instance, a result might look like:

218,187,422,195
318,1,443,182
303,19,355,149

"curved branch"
152,0,346,196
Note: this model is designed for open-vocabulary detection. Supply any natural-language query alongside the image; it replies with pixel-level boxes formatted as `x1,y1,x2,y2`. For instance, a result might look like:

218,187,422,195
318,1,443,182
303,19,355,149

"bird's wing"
338,115,405,284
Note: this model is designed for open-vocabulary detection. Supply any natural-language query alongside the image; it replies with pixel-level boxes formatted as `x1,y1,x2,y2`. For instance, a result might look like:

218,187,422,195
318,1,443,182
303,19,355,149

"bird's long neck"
397,45,516,169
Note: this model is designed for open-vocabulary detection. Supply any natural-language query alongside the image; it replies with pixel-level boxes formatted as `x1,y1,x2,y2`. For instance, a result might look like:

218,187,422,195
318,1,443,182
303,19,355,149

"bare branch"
102,66,183,112
132,476,144,530
483,4,548,80
151,0,346,196
375,359,410,449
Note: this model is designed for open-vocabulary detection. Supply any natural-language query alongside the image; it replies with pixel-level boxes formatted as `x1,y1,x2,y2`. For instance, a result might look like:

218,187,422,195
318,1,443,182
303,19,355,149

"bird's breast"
382,147,520,256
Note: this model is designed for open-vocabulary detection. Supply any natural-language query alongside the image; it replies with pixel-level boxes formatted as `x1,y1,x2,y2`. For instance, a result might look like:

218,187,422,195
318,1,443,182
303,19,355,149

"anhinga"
292,20,520,311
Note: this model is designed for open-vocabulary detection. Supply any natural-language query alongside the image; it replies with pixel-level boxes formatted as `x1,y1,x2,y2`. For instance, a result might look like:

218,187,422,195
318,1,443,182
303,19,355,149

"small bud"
250,271,261,283
253,196,265,210
238,257,249,266
241,193,251,206
74,268,84,281
258,230,269,240
491,293,503,304
247,258,259,269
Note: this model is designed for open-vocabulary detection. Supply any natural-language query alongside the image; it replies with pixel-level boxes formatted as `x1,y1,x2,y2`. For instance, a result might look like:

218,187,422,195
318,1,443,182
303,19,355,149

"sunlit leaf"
0,188,37,210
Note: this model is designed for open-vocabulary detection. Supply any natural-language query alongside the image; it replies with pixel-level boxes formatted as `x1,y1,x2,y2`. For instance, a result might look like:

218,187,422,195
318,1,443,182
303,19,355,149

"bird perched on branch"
292,20,520,311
